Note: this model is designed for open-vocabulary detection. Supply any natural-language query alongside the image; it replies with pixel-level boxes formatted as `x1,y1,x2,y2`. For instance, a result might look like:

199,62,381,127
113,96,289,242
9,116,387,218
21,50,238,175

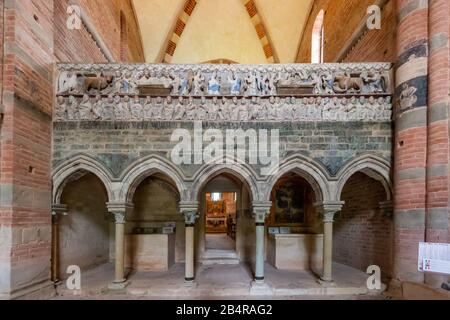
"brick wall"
54,0,144,63
0,0,54,296
334,172,392,280
297,0,396,63
0,0,144,297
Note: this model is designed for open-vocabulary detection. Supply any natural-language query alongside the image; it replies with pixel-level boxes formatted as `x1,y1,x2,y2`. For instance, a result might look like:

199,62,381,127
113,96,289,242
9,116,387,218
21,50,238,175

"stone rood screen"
55,63,393,123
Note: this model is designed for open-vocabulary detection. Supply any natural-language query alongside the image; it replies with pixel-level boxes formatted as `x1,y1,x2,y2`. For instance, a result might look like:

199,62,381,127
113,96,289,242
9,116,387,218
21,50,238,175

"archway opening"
266,173,323,272
59,173,110,280
127,173,181,272
334,172,392,282
197,173,253,266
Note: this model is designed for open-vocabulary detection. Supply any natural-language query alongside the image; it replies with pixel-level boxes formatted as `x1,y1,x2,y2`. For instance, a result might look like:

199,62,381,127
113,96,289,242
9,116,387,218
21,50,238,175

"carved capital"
107,202,133,224
379,201,393,219
51,204,68,223
315,201,345,223
179,202,199,226
252,202,272,224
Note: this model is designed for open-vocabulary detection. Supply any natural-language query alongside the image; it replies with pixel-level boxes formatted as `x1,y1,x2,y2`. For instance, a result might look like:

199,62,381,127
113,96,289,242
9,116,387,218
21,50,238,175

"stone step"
202,250,238,259
201,250,240,265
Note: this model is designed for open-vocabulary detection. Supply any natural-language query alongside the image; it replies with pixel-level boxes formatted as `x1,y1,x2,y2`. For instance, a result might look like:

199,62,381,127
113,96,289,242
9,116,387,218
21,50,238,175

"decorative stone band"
252,202,272,224
56,63,392,97
180,202,200,226
54,94,393,123
315,201,345,223
55,63,393,123
51,204,68,223
107,202,134,224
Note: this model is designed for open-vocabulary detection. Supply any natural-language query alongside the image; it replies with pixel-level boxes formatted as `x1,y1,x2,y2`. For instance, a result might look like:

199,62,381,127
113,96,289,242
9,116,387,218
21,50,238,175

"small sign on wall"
418,242,450,275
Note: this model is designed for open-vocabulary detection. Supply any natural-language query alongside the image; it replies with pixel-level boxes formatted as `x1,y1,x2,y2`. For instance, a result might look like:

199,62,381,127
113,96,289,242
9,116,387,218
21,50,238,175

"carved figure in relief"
333,72,363,93
143,97,153,119
55,96,68,121
151,97,164,120
79,94,92,120
83,73,114,94
398,83,417,111
197,97,208,121
58,71,80,94
219,97,229,121
163,96,175,120
208,71,221,95
186,97,197,120
174,97,186,120
180,70,194,96
228,71,242,95
230,97,239,121
209,97,220,121
102,95,115,120
238,98,249,121
131,96,143,120
193,71,206,95
92,95,103,120
169,70,182,95
67,96,78,121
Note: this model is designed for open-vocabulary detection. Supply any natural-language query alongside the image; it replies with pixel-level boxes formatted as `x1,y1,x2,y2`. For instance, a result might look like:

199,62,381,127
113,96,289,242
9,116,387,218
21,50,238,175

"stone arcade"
1,0,450,300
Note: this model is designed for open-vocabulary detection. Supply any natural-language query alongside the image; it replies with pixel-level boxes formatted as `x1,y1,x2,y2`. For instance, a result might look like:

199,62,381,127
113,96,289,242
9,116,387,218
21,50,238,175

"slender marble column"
180,203,199,282
253,204,271,283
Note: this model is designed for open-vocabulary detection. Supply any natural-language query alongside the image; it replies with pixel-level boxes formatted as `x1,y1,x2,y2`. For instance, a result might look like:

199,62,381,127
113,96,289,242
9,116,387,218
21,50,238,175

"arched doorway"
334,171,392,281
197,173,254,266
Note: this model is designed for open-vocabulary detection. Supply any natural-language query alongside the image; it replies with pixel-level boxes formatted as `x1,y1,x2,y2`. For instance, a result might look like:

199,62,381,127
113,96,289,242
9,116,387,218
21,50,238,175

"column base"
318,278,336,287
250,281,273,296
184,279,197,288
108,280,129,290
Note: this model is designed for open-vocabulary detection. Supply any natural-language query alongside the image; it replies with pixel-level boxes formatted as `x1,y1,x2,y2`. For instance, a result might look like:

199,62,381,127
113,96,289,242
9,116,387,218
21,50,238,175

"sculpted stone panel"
54,95,392,122
55,63,393,123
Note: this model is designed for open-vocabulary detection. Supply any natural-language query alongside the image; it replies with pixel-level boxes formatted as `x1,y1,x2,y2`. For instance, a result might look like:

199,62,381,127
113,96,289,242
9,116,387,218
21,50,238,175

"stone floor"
54,262,388,300
205,234,236,250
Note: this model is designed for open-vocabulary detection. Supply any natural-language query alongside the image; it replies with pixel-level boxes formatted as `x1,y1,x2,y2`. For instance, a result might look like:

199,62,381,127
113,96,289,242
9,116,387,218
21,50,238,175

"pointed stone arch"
335,154,392,201
52,154,114,204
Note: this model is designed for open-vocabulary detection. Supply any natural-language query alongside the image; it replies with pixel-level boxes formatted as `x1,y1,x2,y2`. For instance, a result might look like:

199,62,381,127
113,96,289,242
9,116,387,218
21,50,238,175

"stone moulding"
54,63,393,123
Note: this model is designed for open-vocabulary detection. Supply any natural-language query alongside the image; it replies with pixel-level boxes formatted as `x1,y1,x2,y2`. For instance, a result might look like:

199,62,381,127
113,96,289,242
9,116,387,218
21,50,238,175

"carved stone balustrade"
55,63,393,123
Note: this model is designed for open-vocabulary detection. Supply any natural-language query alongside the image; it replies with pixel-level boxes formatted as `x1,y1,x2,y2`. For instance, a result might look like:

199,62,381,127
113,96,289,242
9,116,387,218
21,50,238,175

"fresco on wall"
273,181,305,224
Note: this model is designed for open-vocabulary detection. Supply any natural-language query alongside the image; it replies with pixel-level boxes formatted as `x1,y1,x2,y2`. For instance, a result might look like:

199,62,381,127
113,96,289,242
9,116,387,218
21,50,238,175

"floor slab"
54,262,386,300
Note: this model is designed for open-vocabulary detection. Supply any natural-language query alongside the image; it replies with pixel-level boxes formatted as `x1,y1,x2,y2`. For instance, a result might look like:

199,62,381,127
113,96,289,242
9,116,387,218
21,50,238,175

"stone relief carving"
54,95,392,122
56,63,392,97
55,63,392,123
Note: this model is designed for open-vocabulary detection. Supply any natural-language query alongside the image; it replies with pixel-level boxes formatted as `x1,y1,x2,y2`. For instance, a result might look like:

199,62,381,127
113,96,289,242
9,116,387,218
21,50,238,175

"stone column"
180,202,199,283
107,202,133,289
316,202,344,284
394,0,428,284
51,204,67,283
252,203,272,283
425,0,450,288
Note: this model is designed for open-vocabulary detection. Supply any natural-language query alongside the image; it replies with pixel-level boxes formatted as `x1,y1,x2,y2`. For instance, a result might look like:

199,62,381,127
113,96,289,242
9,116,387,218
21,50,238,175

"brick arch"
52,154,114,204
241,0,279,63
160,0,279,63
160,0,199,63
